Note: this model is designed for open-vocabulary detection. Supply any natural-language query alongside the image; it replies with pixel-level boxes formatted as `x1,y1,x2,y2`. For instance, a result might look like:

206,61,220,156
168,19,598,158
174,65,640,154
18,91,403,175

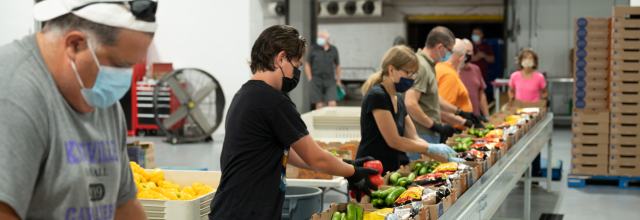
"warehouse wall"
504,0,629,115
0,1,35,46
147,0,252,138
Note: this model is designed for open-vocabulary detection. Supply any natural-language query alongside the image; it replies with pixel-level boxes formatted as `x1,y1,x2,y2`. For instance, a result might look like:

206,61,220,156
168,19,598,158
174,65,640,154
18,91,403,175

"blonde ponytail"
361,71,385,95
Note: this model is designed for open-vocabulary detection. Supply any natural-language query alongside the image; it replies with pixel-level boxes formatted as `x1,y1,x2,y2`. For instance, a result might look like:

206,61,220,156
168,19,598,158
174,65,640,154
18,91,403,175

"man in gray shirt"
0,1,157,219
305,29,341,109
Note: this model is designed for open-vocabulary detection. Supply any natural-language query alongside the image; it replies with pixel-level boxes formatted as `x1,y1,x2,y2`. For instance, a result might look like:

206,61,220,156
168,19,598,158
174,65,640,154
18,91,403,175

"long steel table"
440,113,554,220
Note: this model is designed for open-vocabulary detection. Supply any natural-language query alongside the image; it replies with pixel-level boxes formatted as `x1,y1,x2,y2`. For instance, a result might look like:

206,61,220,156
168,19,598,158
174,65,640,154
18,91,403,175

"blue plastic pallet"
568,174,640,189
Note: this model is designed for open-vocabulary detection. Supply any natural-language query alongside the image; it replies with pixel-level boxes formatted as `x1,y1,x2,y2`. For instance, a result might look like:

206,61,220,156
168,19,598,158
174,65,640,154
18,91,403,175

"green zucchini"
385,188,406,206
378,187,396,198
332,212,341,220
412,163,422,172
356,205,363,220
407,173,416,182
347,204,356,220
389,172,401,185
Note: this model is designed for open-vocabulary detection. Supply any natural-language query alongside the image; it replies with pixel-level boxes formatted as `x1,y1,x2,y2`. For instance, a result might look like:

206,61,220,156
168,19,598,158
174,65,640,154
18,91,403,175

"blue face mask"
71,42,133,108
317,38,326,46
471,35,481,43
393,67,415,93
438,46,451,63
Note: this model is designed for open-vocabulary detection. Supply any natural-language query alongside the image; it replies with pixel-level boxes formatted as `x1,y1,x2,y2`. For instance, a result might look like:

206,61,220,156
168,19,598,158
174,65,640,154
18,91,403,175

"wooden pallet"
568,174,640,189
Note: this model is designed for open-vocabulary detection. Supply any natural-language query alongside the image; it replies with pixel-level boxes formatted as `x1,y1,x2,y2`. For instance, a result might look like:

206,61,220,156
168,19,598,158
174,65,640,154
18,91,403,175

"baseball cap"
33,0,157,33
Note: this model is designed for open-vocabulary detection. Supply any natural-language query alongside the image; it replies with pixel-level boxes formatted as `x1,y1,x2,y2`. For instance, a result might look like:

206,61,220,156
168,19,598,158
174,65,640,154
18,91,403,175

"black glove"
342,156,375,167
459,111,488,124
431,123,455,143
346,167,380,202
464,119,485,129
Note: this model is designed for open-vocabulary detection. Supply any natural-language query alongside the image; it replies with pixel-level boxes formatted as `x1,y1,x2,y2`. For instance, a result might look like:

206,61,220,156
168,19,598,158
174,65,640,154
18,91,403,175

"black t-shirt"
356,83,407,174
209,80,309,220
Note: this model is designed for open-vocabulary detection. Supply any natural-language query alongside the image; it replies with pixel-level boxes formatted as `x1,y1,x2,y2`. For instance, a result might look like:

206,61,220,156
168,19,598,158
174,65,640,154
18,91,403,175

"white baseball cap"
33,0,157,33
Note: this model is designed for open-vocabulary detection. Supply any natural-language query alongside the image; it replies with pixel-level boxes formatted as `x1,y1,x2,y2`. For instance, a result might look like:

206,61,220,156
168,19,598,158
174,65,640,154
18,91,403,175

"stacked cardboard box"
608,6,640,177
571,17,611,175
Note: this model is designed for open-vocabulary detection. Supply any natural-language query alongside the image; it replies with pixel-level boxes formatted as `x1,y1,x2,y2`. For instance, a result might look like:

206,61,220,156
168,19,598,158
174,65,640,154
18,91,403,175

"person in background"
209,25,378,220
0,1,157,219
305,29,341,109
357,45,464,174
404,26,487,161
508,48,548,103
460,39,491,118
470,27,495,80
508,47,548,181
435,39,482,132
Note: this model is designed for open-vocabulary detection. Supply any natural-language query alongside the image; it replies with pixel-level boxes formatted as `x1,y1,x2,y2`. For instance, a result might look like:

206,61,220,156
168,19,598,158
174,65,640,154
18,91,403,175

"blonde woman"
356,45,464,174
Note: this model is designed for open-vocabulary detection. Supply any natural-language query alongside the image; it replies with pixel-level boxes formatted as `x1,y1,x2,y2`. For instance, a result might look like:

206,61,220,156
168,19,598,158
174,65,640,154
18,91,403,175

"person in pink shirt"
460,39,490,118
508,48,548,102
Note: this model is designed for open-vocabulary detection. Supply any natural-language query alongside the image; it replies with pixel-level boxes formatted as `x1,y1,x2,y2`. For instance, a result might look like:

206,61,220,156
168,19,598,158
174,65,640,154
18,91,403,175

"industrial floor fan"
153,68,225,144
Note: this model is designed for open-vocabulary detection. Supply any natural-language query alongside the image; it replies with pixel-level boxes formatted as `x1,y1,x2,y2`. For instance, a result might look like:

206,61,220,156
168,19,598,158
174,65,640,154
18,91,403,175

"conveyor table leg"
524,166,531,220
546,138,553,192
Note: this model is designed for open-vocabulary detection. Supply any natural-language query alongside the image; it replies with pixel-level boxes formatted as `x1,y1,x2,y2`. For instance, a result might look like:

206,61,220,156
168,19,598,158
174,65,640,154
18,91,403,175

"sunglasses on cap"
73,0,158,22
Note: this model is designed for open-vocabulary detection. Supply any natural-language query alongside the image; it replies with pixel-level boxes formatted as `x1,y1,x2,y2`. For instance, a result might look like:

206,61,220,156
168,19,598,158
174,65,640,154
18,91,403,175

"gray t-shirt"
306,45,340,81
0,34,137,219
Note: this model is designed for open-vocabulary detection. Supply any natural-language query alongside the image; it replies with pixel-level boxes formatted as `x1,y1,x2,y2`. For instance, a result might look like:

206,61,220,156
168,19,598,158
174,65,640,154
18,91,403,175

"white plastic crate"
301,107,361,143
140,170,221,220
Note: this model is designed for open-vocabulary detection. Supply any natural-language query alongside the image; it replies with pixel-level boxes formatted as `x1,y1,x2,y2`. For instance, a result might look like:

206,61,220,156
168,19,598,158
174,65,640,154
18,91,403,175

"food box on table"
286,150,352,180
310,202,378,220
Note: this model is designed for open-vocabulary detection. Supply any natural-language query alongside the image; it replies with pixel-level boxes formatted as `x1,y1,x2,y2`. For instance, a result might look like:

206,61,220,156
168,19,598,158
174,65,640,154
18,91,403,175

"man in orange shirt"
435,39,482,131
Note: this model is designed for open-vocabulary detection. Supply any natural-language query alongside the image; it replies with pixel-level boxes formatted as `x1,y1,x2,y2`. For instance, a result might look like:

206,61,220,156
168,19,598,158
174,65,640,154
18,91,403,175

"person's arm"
541,88,549,99
114,197,147,220
471,51,484,62
0,203,19,220
508,86,516,100
290,135,355,177
485,45,495,63
287,147,314,170
485,54,495,63
440,111,466,126
304,62,312,82
479,91,490,116
403,115,448,162
405,89,435,128
336,64,341,85
373,109,431,153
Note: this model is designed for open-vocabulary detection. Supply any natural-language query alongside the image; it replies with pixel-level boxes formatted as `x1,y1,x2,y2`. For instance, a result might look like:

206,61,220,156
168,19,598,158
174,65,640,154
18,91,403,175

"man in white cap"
0,0,157,219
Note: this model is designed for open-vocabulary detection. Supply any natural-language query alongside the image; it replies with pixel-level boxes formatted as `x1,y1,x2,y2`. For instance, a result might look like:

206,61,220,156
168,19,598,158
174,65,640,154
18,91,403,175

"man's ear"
64,31,88,61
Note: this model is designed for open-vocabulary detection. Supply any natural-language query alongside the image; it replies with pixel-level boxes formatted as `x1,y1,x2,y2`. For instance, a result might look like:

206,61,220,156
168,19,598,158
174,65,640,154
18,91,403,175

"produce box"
310,202,377,220
572,142,609,155
570,164,608,175
610,133,640,145
609,143,640,155
609,164,640,176
286,150,352,180
423,194,452,220
609,154,640,166
571,153,608,165
126,141,155,169
572,132,609,144
139,170,220,220
610,112,640,124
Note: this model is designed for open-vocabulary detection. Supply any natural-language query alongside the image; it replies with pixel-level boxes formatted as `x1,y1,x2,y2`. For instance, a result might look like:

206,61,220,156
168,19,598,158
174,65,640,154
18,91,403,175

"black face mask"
464,54,472,63
280,58,301,93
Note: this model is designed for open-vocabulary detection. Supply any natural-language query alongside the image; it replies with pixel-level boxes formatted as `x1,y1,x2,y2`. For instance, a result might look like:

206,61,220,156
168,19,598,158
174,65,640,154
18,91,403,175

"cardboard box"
609,154,640,166
610,69,640,81
425,195,452,220
608,165,640,176
572,110,610,123
609,101,640,113
574,58,609,69
611,60,640,70
610,122,640,135
610,133,640,145
610,80,640,92
572,132,610,144
575,38,609,49
151,63,173,80
613,6,640,18
611,49,640,60
611,112,640,123
572,121,610,133
571,153,609,165
310,202,378,220
574,68,608,79
571,164,609,175
575,47,609,59
575,17,610,28
572,142,610,154
613,17,640,29
574,78,608,90
573,98,608,111
126,141,156,169
286,150,351,179
611,27,640,39
610,143,640,155
610,91,640,102
611,38,640,49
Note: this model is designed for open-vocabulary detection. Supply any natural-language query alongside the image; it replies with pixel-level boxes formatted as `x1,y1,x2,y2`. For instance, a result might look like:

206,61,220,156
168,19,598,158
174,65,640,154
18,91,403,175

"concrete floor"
128,125,640,220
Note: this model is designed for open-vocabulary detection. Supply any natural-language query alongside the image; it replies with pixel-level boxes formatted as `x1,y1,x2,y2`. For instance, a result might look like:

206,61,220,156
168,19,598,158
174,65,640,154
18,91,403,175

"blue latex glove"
426,143,457,159
449,157,467,163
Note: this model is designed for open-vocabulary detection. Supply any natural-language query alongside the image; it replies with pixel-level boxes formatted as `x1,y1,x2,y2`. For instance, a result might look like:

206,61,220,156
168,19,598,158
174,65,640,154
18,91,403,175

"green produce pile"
368,187,405,209
412,159,441,176
466,124,494,138
331,204,363,220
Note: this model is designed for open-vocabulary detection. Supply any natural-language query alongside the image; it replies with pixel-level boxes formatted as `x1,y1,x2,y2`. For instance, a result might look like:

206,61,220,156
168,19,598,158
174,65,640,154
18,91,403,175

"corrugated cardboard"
611,64,640,72
572,142,610,154
574,98,608,111
310,202,378,220
610,133,640,144
575,78,608,90
611,27,640,39
611,60,640,70
574,58,609,69
610,80,640,92
610,91,640,102
571,164,609,175
575,17,610,28
572,110,610,123
609,102,640,113
572,133,609,144
611,112,640,123
574,38,609,49
610,122,640,135
613,6,640,18
426,195,452,220
611,49,640,60
613,17,640,29
126,141,156,169
571,153,609,165
608,165,640,176
610,69,640,81
611,38,640,49
574,68,608,79
610,143,640,155
575,47,609,59
609,154,640,166
572,121,610,133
